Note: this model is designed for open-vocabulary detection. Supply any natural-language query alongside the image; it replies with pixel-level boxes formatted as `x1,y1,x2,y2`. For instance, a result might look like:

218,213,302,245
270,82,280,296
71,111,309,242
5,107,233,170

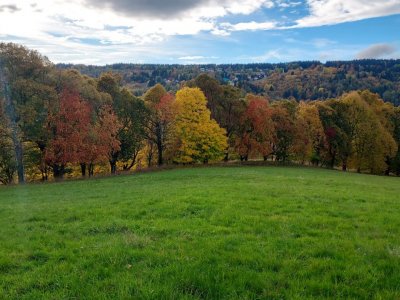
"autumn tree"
190,74,223,121
317,91,397,173
144,84,175,166
390,107,400,175
55,69,111,109
341,91,397,174
270,100,297,162
80,105,121,177
45,89,92,178
317,99,352,169
235,94,274,161
171,87,227,164
359,90,400,174
97,106,121,163
96,72,144,173
218,86,246,160
0,42,54,183
292,102,325,164
115,90,147,171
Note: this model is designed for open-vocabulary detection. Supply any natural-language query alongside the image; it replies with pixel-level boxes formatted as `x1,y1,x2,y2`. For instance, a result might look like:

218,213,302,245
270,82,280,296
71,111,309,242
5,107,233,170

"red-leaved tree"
45,89,91,178
45,89,121,178
235,95,274,161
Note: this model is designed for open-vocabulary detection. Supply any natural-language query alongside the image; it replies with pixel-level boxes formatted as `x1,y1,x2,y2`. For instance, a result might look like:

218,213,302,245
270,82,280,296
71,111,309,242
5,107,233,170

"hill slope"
58,60,400,105
1,166,400,298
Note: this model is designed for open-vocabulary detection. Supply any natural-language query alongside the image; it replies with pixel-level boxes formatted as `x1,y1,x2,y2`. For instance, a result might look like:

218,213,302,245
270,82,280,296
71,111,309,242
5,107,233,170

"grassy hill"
1,166,400,299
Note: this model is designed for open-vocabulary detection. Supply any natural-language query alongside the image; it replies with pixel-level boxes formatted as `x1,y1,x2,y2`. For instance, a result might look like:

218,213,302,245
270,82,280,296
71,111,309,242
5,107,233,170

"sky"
0,0,399,65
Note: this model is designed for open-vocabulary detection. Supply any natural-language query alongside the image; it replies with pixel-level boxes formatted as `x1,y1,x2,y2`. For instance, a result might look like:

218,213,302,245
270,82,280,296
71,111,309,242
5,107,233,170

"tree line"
58,59,400,106
1,43,400,184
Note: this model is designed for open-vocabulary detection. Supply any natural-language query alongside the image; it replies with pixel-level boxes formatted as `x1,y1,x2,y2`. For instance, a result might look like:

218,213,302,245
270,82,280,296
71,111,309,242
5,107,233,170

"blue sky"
0,0,399,64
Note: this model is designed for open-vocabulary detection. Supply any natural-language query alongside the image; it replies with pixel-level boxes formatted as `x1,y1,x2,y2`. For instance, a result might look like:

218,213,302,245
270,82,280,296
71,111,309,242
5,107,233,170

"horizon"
56,58,400,67
1,1,400,65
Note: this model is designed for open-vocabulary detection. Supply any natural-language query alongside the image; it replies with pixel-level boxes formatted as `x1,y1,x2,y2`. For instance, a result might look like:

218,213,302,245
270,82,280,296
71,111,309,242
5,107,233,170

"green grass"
0,166,400,299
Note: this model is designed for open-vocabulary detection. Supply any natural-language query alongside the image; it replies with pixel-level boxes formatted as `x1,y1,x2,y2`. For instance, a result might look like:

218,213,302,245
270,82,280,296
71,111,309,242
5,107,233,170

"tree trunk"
124,152,139,171
1,72,25,184
147,151,153,167
41,170,48,181
53,164,65,179
80,163,86,177
224,152,229,162
384,156,391,176
109,152,118,174
342,162,347,172
157,140,163,166
88,163,94,177
110,160,117,174
14,140,24,183
330,155,336,169
156,123,163,166
38,143,48,181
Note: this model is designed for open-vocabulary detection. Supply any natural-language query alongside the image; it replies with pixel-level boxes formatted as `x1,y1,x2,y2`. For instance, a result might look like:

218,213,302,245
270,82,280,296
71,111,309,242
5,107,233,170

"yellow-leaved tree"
342,91,397,174
292,102,325,164
171,87,227,164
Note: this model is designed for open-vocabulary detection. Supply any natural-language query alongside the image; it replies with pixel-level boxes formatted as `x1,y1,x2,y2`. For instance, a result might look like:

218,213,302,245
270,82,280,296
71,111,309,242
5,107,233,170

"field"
0,166,400,299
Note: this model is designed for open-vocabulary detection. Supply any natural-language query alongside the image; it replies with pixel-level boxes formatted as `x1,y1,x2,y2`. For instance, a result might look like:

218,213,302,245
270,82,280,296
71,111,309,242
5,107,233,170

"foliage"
270,101,297,162
1,43,400,181
0,42,54,183
235,94,274,160
114,90,147,171
44,88,121,178
44,89,92,177
144,84,175,166
58,59,400,105
171,87,227,163
0,106,16,184
340,91,397,173
292,102,325,164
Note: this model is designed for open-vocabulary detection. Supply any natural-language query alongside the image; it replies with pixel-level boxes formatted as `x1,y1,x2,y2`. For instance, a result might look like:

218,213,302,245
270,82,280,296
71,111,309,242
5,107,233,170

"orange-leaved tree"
80,105,121,176
235,94,274,161
45,89,91,178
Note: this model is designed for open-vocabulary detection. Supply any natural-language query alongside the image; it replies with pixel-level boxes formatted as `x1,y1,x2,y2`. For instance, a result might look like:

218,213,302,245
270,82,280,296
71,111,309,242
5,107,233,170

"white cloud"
0,0,277,42
82,0,275,19
1,0,399,64
221,21,277,31
178,56,219,60
276,1,302,8
312,38,336,48
0,0,278,64
245,49,284,62
294,0,400,28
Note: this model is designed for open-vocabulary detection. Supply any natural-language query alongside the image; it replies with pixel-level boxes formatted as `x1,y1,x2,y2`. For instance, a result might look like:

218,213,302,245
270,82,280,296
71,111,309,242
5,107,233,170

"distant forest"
58,60,400,106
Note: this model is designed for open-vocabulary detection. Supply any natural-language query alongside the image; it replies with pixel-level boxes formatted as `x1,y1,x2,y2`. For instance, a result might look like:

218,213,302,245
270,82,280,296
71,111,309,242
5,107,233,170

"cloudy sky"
0,0,399,64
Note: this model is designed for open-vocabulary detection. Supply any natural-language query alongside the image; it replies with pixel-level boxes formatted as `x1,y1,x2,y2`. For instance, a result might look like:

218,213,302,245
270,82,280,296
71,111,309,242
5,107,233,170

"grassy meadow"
0,166,400,299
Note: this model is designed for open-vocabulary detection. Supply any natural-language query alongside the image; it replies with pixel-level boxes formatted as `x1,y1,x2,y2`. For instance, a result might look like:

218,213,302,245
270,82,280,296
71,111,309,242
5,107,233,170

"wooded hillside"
58,60,400,105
